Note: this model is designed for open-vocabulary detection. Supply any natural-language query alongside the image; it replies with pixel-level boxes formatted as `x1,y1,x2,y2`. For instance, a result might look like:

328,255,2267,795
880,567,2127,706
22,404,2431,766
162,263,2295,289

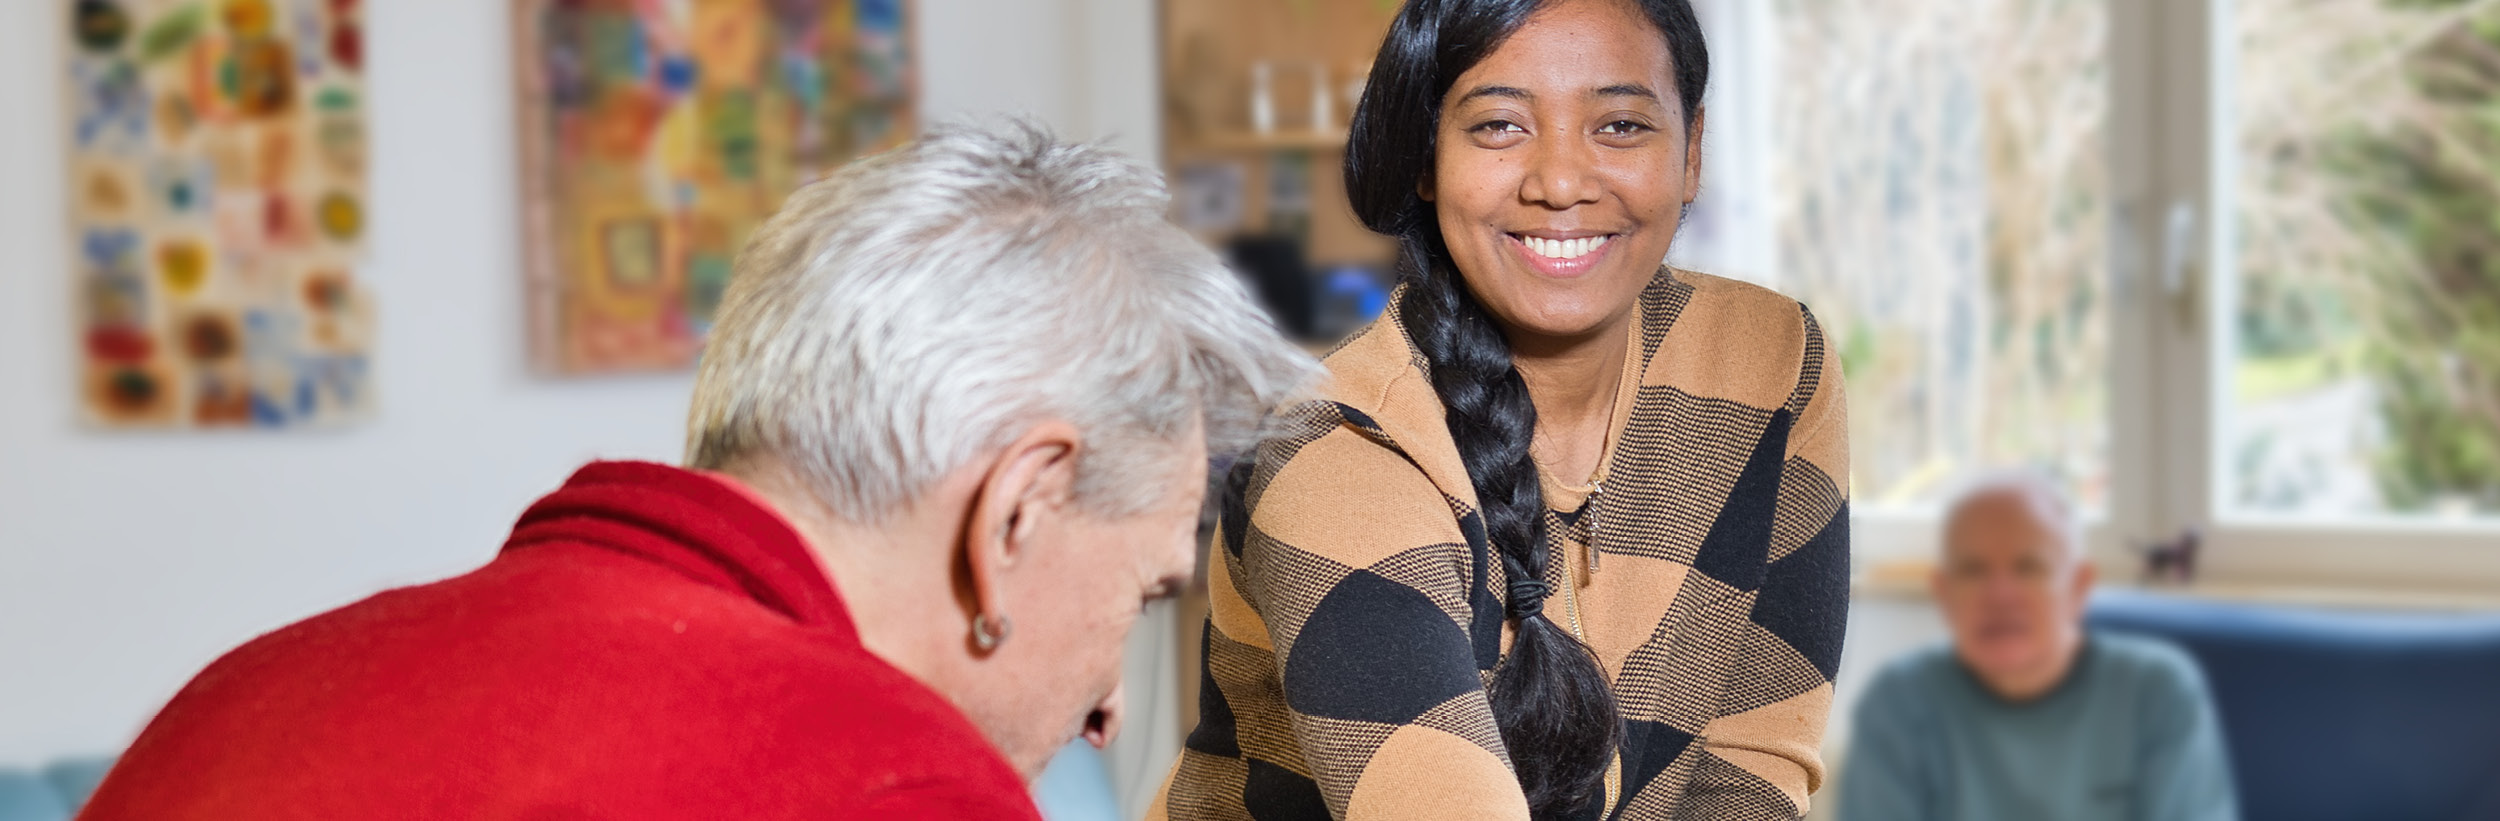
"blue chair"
2088,590,2500,821
0,757,113,821
1032,740,1122,821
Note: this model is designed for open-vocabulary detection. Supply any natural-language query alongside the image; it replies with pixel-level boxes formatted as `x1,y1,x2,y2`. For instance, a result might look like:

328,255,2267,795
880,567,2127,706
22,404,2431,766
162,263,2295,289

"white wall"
0,0,1161,770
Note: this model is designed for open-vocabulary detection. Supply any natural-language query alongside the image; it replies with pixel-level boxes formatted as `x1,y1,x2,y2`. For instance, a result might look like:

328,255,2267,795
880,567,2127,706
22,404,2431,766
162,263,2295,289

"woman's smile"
1507,231,1620,278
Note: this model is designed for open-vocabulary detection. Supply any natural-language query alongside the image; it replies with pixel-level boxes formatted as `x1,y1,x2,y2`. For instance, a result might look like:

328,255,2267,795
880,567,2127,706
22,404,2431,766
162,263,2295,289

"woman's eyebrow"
1591,83,1660,102
1455,84,1661,106
1454,85,1534,105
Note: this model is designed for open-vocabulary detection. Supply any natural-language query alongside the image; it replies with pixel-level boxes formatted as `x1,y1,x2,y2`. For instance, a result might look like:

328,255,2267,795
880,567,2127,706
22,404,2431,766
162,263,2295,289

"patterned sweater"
1153,270,1851,820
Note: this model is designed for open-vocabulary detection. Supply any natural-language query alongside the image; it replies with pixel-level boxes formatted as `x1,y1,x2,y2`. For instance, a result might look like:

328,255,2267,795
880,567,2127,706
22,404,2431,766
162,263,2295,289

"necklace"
1532,347,1630,489
1532,321,1640,573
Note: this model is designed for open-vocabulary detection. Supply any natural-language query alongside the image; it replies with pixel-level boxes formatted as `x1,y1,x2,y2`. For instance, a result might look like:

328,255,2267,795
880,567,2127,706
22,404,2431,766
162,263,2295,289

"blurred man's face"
1932,488,2093,701
965,428,1205,778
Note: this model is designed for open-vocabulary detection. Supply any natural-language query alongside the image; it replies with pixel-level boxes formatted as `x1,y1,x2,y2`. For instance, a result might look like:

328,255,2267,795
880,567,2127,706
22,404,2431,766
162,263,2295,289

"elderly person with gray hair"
80,122,1318,820
1835,472,2237,821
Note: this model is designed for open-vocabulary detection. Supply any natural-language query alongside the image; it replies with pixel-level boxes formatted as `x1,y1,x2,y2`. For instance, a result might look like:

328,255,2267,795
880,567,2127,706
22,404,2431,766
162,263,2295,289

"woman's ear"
957,421,1083,649
1681,106,1707,205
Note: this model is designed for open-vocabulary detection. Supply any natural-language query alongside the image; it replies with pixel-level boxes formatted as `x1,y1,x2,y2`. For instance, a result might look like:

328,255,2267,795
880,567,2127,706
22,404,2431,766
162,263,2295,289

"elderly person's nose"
1086,681,1126,749
1978,571,2033,601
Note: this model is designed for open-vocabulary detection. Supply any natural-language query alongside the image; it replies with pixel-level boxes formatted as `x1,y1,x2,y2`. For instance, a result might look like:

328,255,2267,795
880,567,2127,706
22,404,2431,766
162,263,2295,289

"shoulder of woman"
1314,313,1430,414
1664,267,1823,345
1649,268,1830,410
1284,316,1478,507
1252,400,1453,509
1242,400,1476,560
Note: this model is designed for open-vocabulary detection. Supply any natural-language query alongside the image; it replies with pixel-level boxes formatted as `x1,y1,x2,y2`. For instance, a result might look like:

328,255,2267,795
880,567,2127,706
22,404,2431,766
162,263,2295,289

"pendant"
1587,480,1603,574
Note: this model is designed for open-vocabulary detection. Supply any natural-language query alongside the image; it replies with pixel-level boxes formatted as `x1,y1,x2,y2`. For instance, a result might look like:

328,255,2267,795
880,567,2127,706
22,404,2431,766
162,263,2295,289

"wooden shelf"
1183,129,1351,154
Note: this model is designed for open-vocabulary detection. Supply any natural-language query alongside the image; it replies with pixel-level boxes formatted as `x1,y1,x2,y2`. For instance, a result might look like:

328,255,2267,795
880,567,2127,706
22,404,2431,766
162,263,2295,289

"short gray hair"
687,120,1319,521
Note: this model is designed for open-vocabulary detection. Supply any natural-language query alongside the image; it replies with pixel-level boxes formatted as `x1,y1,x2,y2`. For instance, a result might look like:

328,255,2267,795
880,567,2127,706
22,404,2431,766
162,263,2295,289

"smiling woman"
1154,1,1852,820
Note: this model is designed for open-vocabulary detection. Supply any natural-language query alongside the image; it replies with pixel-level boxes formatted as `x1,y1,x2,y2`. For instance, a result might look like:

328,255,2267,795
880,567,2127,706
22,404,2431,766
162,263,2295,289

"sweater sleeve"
1679,310,1852,819
1230,416,1532,821
2135,647,2239,821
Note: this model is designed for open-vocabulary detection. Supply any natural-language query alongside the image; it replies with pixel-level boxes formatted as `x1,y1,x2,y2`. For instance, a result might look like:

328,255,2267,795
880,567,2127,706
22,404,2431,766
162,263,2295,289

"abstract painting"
515,0,916,374
67,0,374,428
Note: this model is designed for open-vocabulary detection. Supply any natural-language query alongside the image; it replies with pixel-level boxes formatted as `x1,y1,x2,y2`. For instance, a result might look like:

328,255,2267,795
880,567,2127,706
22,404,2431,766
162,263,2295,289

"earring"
970,612,1013,652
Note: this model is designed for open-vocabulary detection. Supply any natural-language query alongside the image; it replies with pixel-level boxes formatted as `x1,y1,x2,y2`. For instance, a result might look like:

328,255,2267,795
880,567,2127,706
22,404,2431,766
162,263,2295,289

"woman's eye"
1473,120,1524,135
1598,120,1649,136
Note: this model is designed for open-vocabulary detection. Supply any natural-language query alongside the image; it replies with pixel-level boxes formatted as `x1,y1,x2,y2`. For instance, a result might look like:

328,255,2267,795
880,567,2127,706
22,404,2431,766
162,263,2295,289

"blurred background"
5,0,2499,819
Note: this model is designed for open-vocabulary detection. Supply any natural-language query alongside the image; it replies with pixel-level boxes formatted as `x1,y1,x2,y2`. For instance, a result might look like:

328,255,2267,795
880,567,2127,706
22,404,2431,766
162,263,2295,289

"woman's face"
1429,0,1701,345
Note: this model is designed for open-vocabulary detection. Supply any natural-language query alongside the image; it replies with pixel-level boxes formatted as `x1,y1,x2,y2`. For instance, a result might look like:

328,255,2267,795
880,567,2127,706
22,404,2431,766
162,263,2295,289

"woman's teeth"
1521,235,1611,261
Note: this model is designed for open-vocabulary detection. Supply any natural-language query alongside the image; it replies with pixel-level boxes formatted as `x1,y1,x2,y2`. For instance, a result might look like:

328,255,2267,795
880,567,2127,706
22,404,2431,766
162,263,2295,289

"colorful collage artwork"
68,0,373,429
518,0,916,374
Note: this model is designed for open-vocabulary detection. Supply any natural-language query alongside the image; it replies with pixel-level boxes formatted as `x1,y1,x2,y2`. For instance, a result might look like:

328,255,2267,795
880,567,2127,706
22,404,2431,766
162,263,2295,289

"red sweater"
81,461,1044,820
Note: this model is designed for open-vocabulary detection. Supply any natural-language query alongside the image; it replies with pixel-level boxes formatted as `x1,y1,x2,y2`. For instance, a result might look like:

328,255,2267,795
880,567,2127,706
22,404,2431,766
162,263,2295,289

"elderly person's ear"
959,421,1083,651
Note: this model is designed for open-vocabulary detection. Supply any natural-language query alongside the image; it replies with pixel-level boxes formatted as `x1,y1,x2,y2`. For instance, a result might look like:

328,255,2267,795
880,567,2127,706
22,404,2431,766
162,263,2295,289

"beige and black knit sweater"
1152,269,1851,820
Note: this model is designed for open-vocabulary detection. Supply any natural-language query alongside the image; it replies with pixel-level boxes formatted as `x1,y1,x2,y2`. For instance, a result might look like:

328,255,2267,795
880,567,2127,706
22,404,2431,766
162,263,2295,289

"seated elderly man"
1837,473,2237,821
80,122,1317,819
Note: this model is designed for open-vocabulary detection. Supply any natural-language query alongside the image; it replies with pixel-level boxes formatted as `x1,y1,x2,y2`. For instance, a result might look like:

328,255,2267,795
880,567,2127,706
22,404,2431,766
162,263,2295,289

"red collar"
501,461,855,640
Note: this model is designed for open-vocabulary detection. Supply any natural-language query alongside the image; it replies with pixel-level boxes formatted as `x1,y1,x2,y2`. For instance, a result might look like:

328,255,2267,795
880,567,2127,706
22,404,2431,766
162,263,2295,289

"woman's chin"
1489,300,1632,345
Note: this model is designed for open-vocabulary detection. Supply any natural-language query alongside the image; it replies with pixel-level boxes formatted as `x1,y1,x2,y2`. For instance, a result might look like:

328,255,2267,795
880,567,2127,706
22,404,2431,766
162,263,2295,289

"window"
2225,0,2500,522
1684,0,2113,515
1684,0,2500,589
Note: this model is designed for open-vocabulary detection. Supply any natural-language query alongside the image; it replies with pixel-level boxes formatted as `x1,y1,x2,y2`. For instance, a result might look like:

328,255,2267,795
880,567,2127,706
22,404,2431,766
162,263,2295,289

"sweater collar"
1955,633,2102,710
500,461,855,639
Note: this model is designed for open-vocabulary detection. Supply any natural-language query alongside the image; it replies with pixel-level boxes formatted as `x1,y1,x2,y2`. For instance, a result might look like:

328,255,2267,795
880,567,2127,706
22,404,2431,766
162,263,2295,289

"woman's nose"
1520,134,1602,209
